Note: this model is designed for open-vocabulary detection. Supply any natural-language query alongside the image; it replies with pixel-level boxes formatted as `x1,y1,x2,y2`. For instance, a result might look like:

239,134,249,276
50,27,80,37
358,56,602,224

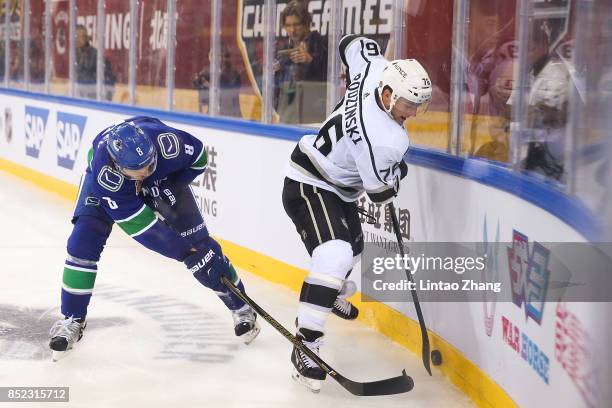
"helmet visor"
395,97,430,116
392,97,431,126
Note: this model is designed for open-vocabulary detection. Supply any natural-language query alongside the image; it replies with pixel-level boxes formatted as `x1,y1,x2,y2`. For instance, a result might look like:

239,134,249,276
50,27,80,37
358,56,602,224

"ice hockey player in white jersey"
282,35,432,392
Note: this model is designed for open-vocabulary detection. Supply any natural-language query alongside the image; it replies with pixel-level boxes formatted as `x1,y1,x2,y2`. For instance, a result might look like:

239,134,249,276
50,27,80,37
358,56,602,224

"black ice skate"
232,305,260,345
332,297,359,320
49,316,87,362
332,279,359,320
291,328,326,393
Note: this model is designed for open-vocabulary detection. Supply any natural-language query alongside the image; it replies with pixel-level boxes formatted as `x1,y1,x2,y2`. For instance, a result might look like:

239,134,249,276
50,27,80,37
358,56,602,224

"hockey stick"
221,276,414,396
387,203,432,376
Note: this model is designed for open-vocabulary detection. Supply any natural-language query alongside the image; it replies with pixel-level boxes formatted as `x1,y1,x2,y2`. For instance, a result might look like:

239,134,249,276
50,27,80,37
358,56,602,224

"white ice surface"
0,171,473,407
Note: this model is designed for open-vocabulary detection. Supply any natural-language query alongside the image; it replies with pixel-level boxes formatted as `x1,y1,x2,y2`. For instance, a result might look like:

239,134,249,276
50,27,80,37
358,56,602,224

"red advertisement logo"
555,302,598,408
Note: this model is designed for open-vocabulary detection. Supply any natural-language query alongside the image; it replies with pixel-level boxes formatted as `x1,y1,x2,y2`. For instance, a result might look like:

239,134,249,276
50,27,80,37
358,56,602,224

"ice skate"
291,328,326,393
49,316,87,362
332,297,359,320
332,280,359,320
232,305,260,345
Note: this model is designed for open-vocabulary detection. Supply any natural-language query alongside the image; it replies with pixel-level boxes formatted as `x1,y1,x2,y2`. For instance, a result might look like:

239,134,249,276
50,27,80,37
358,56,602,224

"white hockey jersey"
286,35,409,203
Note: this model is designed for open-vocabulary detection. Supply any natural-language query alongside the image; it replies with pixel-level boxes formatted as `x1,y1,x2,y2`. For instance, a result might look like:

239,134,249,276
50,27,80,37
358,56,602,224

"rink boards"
0,88,607,408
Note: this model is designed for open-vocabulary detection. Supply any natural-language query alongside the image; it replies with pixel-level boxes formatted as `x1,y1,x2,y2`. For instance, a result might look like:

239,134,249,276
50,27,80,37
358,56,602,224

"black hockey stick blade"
388,203,433,376
221,276,414,396
329,369,414,396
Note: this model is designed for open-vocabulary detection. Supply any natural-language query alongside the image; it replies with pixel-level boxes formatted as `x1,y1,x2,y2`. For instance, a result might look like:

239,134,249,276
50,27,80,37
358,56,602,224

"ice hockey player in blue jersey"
49,116,260,361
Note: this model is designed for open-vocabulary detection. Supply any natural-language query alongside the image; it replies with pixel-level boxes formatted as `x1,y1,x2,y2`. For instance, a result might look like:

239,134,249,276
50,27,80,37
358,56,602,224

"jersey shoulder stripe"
190,145,208,170
339,34,361,82
339,35,360,66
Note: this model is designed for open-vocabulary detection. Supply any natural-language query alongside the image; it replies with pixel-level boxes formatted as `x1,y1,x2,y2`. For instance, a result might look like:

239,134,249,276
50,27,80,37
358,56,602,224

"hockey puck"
431,349,442,366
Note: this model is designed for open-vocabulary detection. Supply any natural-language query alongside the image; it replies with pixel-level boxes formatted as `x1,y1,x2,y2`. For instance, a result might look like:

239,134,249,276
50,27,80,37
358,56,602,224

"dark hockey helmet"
106,121,157,175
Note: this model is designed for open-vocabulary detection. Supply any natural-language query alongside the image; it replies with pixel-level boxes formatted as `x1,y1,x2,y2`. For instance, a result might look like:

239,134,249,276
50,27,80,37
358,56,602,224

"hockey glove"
183,237,235,292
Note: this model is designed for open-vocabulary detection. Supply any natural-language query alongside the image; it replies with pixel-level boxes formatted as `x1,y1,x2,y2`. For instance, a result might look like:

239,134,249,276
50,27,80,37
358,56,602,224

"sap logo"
507,230,551,325
56,112,87,169
24,106,50,158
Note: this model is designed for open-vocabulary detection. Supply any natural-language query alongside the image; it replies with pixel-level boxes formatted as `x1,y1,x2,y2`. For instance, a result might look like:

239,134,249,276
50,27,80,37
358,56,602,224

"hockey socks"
60,257,97,319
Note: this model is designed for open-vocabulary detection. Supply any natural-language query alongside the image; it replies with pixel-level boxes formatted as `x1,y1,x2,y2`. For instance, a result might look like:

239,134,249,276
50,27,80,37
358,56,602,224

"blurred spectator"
274,0,327,124
466,14,573,178
193,45,242,118
75,25,115,101
30,26,45,84
75,25,96,98
522,56,571,181
465,2,517,162
516,21,571,182
0,27,47,86
0,39,23,81
467,37,516,162
9,41,23,81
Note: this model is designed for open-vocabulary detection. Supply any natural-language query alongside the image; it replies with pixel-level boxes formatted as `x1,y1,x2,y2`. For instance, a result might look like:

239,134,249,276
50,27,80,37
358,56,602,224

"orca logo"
24,106,50,158
158,133,179,159
57,112,87,169
85,197,100,206
97,165,124,192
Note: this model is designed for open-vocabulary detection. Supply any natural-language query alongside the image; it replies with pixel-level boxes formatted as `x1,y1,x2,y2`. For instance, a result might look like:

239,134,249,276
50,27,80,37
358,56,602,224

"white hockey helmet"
378,59,432,117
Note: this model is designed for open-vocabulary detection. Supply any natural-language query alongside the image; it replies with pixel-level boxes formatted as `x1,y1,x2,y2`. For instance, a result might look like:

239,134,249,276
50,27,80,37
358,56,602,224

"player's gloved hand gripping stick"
221,275,414,396
185,238,235,292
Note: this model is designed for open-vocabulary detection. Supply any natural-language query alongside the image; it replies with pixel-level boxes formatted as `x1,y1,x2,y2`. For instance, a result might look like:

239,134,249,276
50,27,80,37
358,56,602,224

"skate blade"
241,321,261,345
291,368,322,393
51,348,73,362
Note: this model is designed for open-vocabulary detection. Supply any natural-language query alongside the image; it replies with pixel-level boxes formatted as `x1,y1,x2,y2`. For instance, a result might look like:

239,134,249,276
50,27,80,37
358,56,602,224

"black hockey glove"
183,236,233,292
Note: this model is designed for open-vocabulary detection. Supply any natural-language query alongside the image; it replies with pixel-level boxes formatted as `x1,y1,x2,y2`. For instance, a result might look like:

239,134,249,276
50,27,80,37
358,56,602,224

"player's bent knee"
67,215,112,262
311,240,354,281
